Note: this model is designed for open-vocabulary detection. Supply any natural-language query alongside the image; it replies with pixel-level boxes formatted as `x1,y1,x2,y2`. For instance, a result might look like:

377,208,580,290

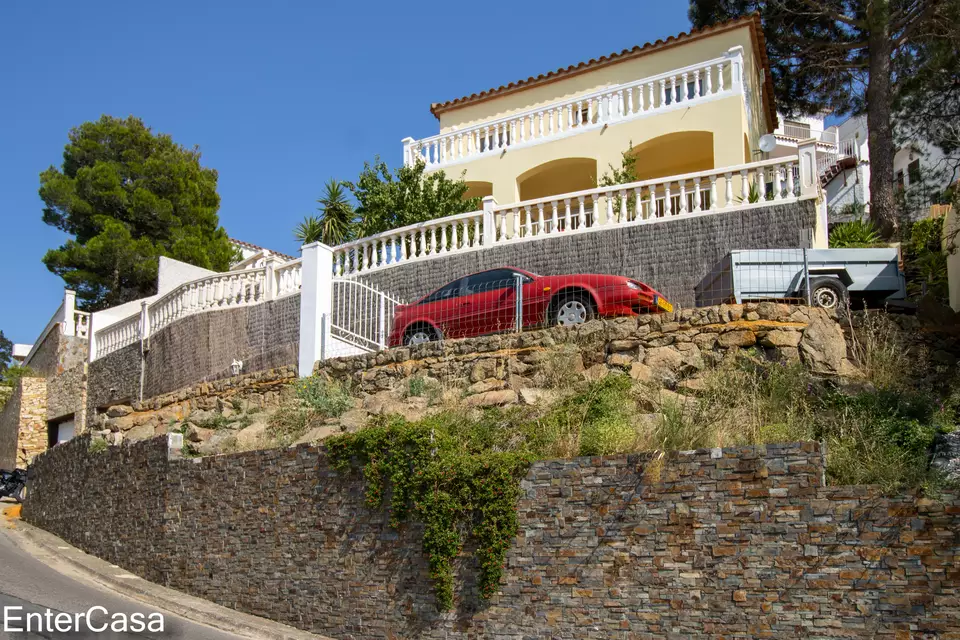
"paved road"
0,501,247,640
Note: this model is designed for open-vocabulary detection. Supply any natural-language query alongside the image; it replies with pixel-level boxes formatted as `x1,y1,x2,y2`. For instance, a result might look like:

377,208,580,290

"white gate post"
299,241,334,377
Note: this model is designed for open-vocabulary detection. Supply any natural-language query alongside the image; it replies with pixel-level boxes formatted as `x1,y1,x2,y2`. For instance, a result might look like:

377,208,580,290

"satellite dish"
758,134,777,153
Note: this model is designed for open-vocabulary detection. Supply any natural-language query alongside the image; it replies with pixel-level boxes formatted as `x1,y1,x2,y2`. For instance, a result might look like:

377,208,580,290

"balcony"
403,48,748,171
774,122,839,148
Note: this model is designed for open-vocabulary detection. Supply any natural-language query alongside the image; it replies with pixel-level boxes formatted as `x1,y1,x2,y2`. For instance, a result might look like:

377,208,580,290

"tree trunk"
866,3,897,237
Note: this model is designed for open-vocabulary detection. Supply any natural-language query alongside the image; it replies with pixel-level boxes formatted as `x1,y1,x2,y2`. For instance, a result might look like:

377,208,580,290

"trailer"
695,248,906,309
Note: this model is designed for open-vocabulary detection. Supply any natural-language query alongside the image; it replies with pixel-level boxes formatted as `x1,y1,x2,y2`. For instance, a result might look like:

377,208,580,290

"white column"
263,254,277,301
298,241,334,377
726,46,744,93
482,195,497,245
62,289,77,336
401,136,415,166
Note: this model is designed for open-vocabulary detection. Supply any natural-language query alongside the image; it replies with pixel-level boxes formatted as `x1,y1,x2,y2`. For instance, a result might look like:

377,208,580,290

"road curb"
6,515,331,640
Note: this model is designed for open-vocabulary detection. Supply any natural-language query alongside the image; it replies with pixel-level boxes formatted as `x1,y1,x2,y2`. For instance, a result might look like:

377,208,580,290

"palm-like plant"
294,215,325,245
294,179,356,246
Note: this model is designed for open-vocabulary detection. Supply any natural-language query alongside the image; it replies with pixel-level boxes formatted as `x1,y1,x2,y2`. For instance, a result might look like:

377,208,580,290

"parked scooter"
0,448,28,503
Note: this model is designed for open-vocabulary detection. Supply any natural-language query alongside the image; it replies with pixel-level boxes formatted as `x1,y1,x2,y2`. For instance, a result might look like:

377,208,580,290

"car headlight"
626,281,641,290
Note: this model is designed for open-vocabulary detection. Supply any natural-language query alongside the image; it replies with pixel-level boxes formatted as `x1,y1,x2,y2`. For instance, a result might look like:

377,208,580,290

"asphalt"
0,499,327,640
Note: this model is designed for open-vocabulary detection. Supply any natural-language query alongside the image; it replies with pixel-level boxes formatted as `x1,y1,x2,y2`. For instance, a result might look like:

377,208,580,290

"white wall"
157,256,216,295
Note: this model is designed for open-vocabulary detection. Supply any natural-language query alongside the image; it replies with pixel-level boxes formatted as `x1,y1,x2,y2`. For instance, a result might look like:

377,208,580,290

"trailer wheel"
807,277,849,310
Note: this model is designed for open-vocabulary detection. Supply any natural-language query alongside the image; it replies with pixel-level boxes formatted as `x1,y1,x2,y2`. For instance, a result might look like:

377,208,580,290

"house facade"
403,15,776,206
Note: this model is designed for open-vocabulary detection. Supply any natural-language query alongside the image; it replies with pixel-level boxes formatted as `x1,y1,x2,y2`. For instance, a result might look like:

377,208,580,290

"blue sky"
0,1,691,344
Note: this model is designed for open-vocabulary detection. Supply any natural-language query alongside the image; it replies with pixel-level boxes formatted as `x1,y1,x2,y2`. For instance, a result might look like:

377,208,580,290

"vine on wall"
326,416,532,610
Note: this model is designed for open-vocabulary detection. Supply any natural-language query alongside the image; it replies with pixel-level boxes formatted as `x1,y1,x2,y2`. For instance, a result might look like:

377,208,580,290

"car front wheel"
554,294,595,327
404,325,440,346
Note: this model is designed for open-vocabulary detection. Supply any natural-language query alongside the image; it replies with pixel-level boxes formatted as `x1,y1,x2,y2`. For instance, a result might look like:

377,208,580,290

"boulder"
464,389,518,407
629,363,654,383
760,329,802,348
235,420,269,449
105,405,133,418
799,312,850,375
582,364,610,381
644,347,684,372
125,423,156,443
186,424,214,443
717,330,757,348
606,353,634,368
339,409,369,432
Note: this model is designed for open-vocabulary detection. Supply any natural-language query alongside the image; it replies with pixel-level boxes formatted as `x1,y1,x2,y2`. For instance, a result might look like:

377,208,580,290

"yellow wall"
448,94,748,204
427,24,770,207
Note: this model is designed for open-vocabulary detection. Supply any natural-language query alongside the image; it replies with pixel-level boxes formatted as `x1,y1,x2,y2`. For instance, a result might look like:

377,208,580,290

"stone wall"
0,377,48,469
90,366,296,442
46,364,86,422
317,303,852,395
85,295,300,421
361,201,816,307
24,436,960,638
24,327,87,379
142,293,299,399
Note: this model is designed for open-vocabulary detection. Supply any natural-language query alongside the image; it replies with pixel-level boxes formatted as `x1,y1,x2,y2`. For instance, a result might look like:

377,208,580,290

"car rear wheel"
808,277,849,310
404,325,440,346
554,293,595,327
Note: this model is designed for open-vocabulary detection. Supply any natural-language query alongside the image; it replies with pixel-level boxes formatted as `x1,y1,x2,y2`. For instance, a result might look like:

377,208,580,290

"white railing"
148,269,268,335
331,278,404,352
333,210,485,276
817,138,860,178
404,49,745,170
777,124,838,146
91,257,303,361
94,313,142,359
333,156,807,277
274,258,303,297
490,157,799,242
73,310,90,339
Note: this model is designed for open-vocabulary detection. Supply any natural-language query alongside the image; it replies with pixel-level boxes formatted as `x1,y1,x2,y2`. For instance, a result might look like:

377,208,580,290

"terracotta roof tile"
430,14,777,132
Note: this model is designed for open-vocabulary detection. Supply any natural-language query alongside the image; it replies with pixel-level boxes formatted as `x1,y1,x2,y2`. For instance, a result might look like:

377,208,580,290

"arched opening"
463,181,493,201
627,132,715,180
517,157,597,202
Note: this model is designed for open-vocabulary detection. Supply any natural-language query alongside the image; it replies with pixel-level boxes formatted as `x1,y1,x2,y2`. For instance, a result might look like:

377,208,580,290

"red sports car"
388,267,672,347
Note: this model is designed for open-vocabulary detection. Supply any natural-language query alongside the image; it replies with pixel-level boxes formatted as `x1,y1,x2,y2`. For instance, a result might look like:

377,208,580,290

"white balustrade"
93,314,141,359
488,157,801,243
149,269,268,335
73,311,90,339
405,50,743,169
91,257,304,361
274,259,303,297
332,210,485,277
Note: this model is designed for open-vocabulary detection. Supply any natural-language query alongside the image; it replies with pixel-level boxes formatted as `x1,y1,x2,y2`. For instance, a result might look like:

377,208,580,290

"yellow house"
403,15,777,206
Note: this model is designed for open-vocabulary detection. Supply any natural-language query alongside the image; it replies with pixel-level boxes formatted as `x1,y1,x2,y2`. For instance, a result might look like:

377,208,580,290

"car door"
460,269,527,336
416,277,469,338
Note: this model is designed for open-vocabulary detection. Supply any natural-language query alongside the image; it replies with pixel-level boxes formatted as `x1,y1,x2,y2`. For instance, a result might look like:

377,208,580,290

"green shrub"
88,438,109,454
902,217,948,301
294,377,352,418
406,376,426,397
829,219,883,248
